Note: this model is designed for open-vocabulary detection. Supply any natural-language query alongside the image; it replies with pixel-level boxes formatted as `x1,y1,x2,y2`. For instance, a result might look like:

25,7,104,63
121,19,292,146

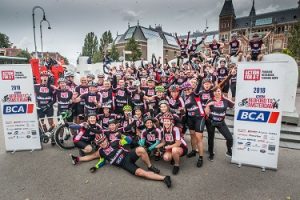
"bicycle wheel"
54,123,76,149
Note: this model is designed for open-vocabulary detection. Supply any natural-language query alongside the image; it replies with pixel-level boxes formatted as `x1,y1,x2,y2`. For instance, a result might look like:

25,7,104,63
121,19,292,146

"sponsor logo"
3,104,34,114
2,93,32,103
1,70,15,80
237,109,279,123
238,98,279,109
244,69,260,81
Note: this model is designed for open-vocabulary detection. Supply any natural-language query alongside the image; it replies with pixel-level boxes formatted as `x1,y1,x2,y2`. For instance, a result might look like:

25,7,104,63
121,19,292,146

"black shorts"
251,52,261,61
120,150,139,175
180,145,188,157
38,107,54,118
222,82,230,93
76,104,85,116
187,116,205,133
230,83,236,98
74,140,90,149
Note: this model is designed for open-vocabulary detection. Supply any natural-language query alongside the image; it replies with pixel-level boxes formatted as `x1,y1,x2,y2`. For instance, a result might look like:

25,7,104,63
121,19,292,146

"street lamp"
39,16,51,59
32,6,50,58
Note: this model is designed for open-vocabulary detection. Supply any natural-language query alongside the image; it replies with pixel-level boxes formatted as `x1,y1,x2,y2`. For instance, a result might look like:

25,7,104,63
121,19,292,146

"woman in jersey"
156,113,188,175
70,134,172,188
73,114,102,156
167,85,185,119
97,104,119,129
138,116,161,160
205,87,234,159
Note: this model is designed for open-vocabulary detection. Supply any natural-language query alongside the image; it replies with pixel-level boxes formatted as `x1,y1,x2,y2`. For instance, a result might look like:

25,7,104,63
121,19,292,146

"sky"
0,0,298,64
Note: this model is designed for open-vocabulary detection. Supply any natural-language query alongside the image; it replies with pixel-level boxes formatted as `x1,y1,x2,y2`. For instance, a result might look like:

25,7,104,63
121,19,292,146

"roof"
220,0,235,17
115,25,179,48
234,8,299,29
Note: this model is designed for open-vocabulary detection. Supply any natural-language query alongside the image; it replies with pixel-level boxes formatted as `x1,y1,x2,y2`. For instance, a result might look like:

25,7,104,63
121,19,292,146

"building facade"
219,0,300,53
113,23,180,61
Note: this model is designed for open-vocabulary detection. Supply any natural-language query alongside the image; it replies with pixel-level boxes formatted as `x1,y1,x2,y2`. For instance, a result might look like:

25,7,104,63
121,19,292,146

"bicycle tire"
54,123,76,150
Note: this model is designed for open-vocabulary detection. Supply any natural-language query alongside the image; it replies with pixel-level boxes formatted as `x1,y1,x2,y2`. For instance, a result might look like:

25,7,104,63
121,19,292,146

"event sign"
0,64,41,151
232,62,285,169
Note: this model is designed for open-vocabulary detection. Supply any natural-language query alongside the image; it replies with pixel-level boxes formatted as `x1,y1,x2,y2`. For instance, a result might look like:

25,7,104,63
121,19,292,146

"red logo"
244,69,260,81
1,71,15,80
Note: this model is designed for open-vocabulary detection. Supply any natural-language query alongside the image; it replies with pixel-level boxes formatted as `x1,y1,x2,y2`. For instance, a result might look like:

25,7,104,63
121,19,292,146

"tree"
125,37,142,61
81,32,98,59
16,50,31,62
0,33,11,48
93,31,114,63
110,44,119,61
287,22,300,60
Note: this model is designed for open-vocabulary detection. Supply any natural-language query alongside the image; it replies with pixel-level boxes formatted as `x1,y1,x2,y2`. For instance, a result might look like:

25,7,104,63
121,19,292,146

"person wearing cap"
87,73,95,83
73,77,89,123
156,113,188,175
143,77,157,114
138,116,161,160
167,84,185,119
64,71,77,92
70,134,171,188
55,78,73,123
34,71,56,144
97,103,120,129
73,113,102,156
96,73,105,92
73,81,102,117
242,31,272,61
217,59,230,98
182,81,206,168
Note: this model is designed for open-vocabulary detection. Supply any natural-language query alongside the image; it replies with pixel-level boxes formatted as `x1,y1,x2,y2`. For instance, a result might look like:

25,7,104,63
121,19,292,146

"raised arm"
186,31,190,45
175,33,181,45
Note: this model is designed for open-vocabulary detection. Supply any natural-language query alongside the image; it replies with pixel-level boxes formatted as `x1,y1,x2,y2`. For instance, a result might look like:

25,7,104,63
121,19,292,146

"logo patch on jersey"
169,99,176,106
134,94,140,99
61,92,69,98
148,90,154,96
102,92,108,98
39,87,49,93
117,90,125,96
80,88,88,94
214,101,224,108
103,146,114,155
165,133,173,142
103,118,109,124
147,134,156,141
88,96,96,103
202,93,210,100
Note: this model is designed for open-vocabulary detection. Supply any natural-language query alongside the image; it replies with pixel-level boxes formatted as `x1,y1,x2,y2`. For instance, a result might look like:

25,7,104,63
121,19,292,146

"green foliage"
0,33,11,48
16,50,31,62
287,22,300,60
125,37,142,61
82,32,98,59
110,44,119,61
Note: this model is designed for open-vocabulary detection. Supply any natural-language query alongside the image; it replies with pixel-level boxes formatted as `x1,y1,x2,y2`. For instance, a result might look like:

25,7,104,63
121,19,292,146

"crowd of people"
34,31,270,188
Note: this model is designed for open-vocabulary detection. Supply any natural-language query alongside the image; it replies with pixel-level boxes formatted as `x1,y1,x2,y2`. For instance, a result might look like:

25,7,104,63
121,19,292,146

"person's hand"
165,145,171,150
82,122,90,129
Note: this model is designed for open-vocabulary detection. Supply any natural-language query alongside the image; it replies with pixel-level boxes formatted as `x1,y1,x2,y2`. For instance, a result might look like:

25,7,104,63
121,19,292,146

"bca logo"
1,71,15,80
3,104,34,114
237,109,279,124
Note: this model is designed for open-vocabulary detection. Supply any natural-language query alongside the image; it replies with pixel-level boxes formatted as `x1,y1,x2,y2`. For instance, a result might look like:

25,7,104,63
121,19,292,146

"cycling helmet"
58,78,66,83
220,59,226,64
64,71,74,77
102,103,111,109
159,100,169,106
202,78,212,84
134,105,142,111
155,85,165,92
87,113,97,117
132,80,140,87
169,84,180,92
181,82,192,90
143,116,155,123
108,119,117,124
162,112,174,120
88,81,98,87
147,77,155,82
123,104,132,112
97,73,105,78
87,73,95,79
95,134,107,145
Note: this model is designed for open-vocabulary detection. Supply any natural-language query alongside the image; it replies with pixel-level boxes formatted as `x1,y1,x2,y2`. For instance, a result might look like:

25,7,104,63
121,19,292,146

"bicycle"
39,110,77,149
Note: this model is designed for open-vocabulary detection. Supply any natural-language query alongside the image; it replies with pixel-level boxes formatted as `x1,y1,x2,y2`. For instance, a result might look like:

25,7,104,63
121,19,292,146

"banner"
232,62,285,169
0,64,41,151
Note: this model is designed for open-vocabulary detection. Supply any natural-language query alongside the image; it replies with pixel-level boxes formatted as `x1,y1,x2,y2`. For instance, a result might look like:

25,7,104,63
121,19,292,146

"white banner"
232,62,285,169
0,64,41,151
147,38,164,65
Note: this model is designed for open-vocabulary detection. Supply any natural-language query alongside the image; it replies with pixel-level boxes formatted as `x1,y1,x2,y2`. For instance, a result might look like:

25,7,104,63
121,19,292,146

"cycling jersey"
249,39,263,54
55,89,73,113
141,128,161,147
34,83,56,108
73,123,102,143
184,93,205,117
207,97,234,122
217,67,228,83
161,126,187,148
229,40,240,55
98,113,119,129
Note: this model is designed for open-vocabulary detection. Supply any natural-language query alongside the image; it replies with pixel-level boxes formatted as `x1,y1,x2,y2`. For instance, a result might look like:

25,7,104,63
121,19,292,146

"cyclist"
34,71,56,144
73,113,102,156
70,134,172,188
55,78,73,122
225,33,243,62
175,31,190,67
97,73,105,92
87,73,95,83
217,59,229,97
64,71,77,92
97,104,119,129
73,77,89,123
156,113,188,175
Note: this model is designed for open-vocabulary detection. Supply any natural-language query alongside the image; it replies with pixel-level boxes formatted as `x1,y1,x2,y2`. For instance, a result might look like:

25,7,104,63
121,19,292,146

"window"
164,34,178,46
125,27,136,39
141,27,160,39
255,17,273,26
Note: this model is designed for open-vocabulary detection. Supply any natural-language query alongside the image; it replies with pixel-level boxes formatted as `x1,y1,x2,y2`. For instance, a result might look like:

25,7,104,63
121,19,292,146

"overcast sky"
0,0,298,64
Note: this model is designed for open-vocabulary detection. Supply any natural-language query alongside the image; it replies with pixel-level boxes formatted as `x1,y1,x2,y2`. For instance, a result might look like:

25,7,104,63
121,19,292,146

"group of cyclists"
34,31,270,188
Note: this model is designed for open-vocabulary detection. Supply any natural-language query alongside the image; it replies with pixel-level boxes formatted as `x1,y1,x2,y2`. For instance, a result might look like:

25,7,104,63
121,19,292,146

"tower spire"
219,0,235,17
249,0,256,16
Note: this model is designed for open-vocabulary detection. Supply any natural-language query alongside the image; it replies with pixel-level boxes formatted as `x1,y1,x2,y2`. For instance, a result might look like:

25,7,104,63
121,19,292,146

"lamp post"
32,6,50,58
39,16,51,60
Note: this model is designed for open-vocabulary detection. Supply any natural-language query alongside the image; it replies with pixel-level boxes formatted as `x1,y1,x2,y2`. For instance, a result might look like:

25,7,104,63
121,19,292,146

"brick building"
113,23,180,60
